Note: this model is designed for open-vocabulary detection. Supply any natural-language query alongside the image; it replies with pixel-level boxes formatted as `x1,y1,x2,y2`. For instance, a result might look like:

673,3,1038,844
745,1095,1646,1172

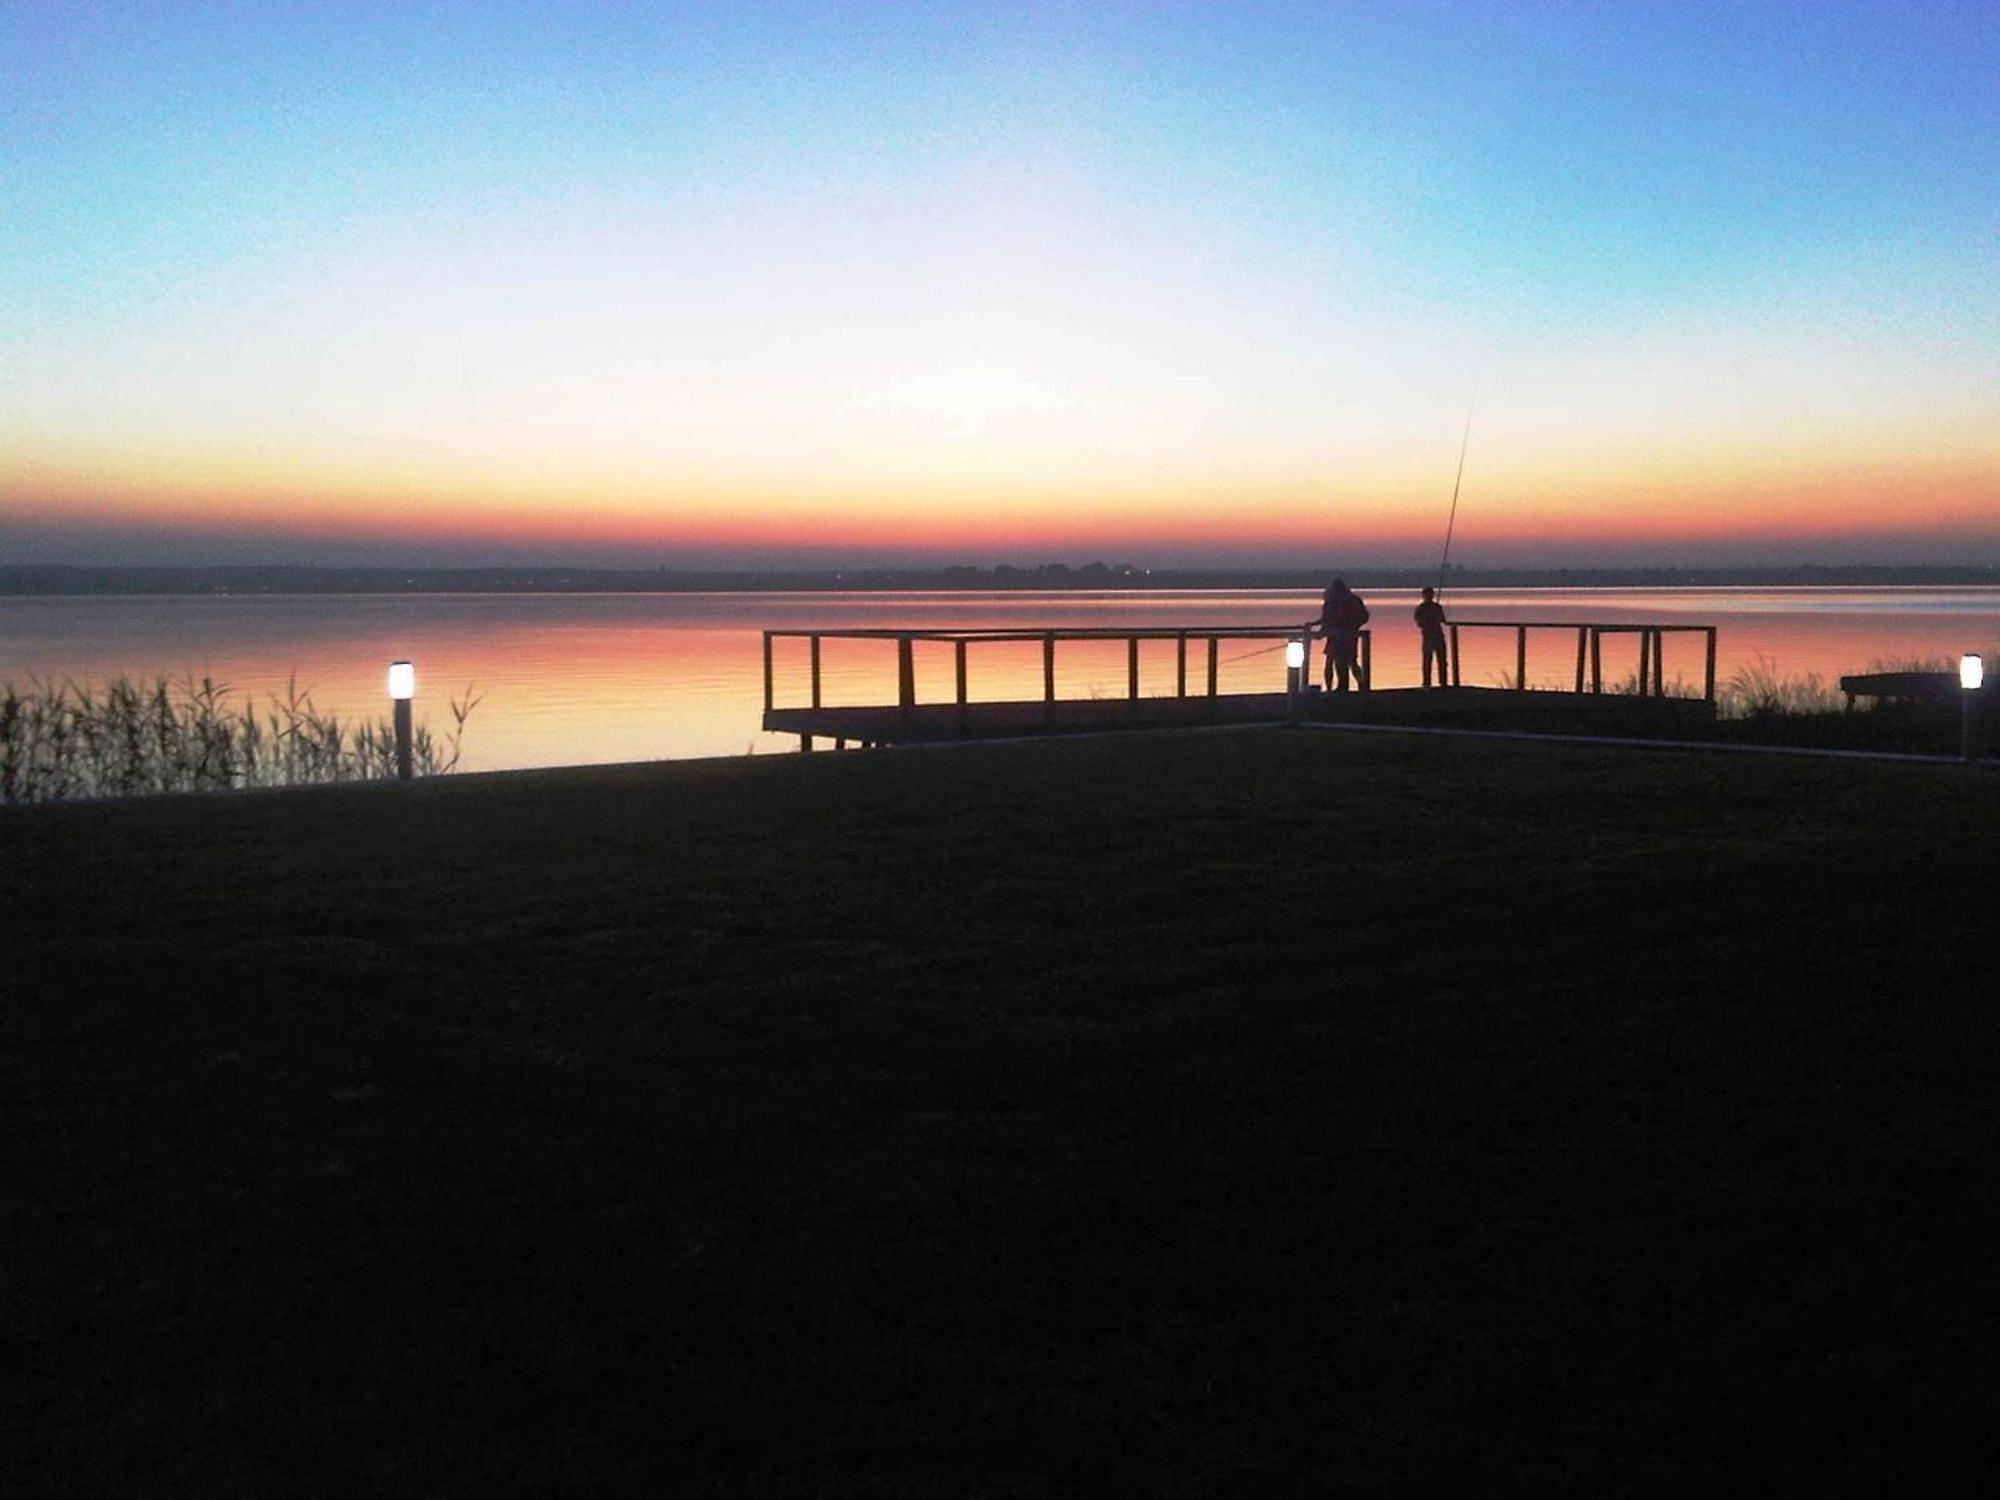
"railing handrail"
761,616,1720,719
761,624,1318,643
1446,619,1714,632
762,622,1364,717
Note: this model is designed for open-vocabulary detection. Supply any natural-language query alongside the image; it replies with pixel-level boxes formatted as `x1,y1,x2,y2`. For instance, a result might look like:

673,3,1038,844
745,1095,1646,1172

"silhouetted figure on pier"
1415,586,1449,687
1318,579,1370,692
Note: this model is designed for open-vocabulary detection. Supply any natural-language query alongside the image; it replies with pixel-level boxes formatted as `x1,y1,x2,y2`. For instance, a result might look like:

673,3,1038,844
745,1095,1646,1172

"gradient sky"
4,1,1996,569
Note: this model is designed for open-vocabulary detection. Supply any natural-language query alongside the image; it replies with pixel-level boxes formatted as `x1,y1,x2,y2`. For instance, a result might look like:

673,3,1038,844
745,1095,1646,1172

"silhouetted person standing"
1318,578,1370,692
1415,586,1449,687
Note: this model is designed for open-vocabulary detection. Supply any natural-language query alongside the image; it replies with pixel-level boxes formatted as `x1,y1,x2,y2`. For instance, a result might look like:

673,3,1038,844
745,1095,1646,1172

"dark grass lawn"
6,727,1997,1494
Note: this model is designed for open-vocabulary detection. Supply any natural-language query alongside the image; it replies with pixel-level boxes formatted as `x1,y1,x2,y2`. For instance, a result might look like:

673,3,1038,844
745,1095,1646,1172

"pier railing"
762,620,1718,746
1446,621,1717,701
762,625,1371,720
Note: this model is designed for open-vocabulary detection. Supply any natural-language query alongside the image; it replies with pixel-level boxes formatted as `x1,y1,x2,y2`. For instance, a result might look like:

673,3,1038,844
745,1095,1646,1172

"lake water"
4,588,1996,772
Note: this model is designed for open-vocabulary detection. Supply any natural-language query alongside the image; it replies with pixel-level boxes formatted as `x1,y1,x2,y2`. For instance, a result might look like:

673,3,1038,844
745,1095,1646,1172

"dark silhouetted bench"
1838,671,1958,710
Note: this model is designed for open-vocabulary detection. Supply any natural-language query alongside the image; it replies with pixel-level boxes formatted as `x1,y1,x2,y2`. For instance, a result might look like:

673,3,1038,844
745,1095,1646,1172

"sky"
3,1,1996,570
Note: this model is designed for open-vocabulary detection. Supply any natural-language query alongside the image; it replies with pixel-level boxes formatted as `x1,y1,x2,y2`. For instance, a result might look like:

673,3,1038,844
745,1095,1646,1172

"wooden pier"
762,622,1718,750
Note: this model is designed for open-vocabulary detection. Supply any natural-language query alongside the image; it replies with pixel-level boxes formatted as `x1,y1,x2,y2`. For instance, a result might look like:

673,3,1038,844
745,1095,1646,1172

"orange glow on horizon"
7,449,1993,566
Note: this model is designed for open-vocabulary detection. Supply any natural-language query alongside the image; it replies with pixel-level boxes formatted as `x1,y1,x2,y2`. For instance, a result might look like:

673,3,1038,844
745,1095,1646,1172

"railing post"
1176,633,1187,698
1128,636,1140,701
1637,631,1651,697
1653,630,1666,696
1206,637,1219,714
1516,625,1527,691
1450,624,1461,687
898,636,915,718
1361,630,1372,691
1574,627,1587,694
810,635,822,710
1043,633,1056,725
1704,628,1717,704
1591,629,1603,693
763,632,774,713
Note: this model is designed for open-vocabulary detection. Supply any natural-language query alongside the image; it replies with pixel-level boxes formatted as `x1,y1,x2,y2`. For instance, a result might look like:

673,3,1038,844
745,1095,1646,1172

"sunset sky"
4,2,1995,569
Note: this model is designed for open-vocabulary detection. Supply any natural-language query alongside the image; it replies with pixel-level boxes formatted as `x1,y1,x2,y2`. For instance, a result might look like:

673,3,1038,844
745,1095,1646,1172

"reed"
1716,654,1842,719
0,674,479,805
1493,668,1706,699
1486,658,1861,726
1865,653,1957,674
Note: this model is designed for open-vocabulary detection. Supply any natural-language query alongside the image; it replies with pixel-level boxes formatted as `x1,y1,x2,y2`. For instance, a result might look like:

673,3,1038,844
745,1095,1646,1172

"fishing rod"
1435,396,1475,598
1219,640,1292,666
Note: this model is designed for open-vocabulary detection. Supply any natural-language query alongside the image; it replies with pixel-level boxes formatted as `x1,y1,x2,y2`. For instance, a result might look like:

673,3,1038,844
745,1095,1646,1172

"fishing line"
1436,395,1476,597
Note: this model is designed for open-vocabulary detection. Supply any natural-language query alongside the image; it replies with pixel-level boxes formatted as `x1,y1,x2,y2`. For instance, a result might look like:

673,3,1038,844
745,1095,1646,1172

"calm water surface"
4,588,1996,772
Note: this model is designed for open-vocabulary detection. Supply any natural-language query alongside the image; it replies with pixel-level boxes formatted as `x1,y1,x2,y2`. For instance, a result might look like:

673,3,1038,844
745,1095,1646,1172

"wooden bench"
1838,671,1959,710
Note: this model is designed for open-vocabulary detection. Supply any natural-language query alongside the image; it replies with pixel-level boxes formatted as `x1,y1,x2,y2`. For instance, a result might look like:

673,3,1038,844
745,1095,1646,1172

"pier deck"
767,686,1714,748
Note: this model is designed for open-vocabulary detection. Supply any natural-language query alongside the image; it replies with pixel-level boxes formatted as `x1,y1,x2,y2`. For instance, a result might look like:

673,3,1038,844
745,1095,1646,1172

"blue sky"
4,2,1995,566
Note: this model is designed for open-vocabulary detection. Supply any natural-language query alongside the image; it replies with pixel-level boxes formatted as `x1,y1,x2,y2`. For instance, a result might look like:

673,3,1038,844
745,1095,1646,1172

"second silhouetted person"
1415,586,1449,687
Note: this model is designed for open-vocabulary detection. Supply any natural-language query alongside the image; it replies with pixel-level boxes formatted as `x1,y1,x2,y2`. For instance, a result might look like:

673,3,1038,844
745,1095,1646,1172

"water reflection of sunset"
4,591,1995,774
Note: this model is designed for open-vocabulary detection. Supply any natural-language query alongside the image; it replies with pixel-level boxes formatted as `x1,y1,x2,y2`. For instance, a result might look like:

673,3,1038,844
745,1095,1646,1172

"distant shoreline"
5,562,2000,597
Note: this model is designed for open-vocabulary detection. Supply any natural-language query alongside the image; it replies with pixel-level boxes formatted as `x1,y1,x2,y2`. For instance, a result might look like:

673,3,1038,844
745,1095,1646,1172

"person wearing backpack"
1317,578,1370,692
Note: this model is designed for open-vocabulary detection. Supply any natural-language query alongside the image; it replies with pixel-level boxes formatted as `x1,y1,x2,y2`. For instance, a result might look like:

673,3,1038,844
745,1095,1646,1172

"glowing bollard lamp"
388,660,415,782
1963,653,1985,763
1285,637,1306,720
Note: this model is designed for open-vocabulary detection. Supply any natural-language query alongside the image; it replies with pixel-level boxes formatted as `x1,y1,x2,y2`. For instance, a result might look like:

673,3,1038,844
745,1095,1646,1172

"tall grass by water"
0,674,479,805
1716,655,1844,718
1719,653,1990,719
1490,659,1836,715
1495,653,1989,720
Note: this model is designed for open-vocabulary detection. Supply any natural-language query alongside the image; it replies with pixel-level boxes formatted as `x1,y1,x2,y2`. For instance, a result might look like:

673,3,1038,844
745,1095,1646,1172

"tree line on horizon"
3,560,1998,596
